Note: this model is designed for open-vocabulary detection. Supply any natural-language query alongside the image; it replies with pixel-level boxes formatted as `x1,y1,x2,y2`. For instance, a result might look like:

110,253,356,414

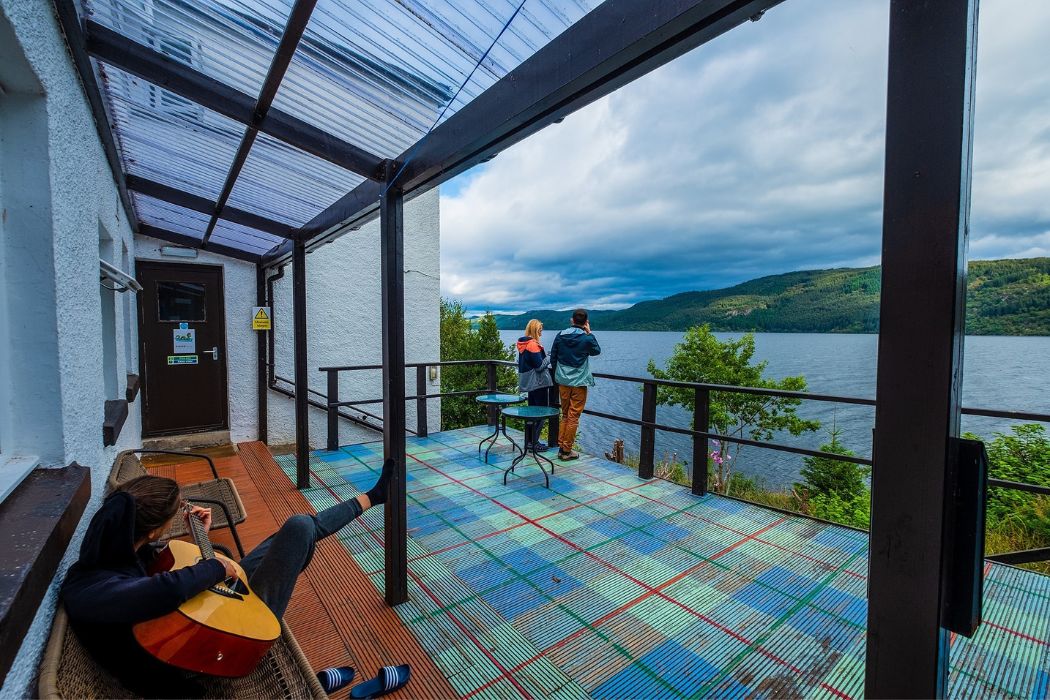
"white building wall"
269,188,442,448
0,0,141,694
0,0,441,693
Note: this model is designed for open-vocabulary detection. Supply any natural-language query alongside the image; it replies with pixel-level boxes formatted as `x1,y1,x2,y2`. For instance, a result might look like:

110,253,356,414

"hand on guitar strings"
185,504,213,532
184,505,237,579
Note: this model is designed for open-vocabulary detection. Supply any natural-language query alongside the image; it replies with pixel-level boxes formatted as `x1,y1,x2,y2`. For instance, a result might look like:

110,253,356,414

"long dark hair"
117,475,181,540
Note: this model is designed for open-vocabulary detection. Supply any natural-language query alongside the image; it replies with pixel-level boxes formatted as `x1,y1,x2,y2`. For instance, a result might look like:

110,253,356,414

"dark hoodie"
61,491,226,697
516,336,546,373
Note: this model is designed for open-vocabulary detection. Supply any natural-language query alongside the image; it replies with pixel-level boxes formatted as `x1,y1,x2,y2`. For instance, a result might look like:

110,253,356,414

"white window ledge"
0,455,41,504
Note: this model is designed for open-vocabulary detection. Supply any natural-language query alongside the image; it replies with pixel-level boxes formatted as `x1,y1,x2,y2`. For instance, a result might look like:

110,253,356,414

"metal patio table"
475,393,526,463
500,405,561,488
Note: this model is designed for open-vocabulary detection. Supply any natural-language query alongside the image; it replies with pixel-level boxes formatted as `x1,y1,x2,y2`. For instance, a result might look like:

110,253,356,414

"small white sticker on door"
173,328,196,354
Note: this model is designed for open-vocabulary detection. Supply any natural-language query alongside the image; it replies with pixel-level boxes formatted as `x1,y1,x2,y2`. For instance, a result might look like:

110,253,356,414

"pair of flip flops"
317,664,411,698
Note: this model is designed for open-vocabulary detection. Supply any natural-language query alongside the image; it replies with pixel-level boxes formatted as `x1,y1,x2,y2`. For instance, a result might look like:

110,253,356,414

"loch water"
500,330,1050,488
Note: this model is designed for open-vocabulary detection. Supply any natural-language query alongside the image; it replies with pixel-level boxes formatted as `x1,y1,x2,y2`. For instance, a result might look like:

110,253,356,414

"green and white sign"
167,355,198,365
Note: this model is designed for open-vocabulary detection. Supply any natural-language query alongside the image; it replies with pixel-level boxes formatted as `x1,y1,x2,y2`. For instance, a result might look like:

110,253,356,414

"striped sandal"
316,666,355,694
349,665,411,699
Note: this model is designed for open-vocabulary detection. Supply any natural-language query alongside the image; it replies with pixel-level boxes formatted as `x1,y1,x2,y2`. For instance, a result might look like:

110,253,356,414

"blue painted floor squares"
276,427,1050,699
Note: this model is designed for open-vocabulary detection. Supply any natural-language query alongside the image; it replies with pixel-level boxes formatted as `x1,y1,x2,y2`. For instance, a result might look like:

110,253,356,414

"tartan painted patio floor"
275,427,1050,699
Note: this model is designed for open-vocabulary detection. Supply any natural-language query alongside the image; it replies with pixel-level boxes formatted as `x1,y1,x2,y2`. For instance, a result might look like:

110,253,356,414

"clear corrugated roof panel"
132,192,211,239
83,0,293,96
83,0,605,259
96,62,242,200
227,131,365,227
210,219,284,254
272,0,602,159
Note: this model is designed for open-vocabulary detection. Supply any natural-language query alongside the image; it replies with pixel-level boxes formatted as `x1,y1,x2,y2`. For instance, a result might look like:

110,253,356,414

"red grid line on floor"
404,453,851,700
308,467,534,700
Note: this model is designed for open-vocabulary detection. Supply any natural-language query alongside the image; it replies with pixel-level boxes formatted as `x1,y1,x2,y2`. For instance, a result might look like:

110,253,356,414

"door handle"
206,347,219,360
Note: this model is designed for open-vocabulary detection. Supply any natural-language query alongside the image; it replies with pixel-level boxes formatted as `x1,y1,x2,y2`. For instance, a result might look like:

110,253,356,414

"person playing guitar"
62,460,410,698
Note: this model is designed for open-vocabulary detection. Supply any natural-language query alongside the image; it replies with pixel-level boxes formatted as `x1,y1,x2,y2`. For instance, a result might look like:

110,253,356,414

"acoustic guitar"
133,504,281,677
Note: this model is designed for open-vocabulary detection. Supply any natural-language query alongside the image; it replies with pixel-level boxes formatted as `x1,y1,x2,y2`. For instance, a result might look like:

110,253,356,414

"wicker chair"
108,449,247,557
38,607,328,699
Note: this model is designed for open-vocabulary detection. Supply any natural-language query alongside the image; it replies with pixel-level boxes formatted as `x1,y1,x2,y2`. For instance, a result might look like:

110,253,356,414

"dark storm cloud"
440,0,1050,313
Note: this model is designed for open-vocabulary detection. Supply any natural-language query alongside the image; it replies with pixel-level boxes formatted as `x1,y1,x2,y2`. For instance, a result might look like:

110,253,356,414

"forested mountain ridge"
492,258,1050,335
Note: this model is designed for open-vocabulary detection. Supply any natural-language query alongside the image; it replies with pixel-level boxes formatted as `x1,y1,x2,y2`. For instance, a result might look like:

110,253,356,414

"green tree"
795,428,871,529
646,324,819,493
439,299,516,430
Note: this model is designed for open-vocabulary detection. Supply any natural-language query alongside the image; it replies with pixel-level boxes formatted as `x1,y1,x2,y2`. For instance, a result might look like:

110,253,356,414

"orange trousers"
558,385,588,453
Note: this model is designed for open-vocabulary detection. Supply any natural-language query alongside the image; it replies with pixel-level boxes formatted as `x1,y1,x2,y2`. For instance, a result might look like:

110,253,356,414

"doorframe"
136,259,230,437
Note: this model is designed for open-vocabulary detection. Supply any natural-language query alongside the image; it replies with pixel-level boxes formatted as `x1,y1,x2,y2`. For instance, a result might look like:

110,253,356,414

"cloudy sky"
437,0,1050,314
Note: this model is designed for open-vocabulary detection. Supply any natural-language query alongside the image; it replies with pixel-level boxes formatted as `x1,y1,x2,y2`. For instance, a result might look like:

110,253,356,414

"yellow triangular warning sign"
252,306,272,331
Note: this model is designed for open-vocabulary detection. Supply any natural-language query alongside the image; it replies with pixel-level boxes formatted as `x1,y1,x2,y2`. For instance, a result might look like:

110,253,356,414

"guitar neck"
185,506,215,559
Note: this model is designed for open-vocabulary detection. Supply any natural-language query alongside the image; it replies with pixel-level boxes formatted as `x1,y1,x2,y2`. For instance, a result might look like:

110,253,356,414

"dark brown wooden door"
137,262,229,437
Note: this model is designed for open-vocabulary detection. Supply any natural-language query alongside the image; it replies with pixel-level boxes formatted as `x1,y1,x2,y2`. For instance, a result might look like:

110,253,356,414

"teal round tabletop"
475,393,525,405
501,406,560,419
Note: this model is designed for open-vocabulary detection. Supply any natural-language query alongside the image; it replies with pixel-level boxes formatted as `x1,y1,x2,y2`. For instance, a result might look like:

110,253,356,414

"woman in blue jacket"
516,319,554,451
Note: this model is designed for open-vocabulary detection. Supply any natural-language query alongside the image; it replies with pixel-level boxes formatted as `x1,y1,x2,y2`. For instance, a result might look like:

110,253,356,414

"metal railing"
295,358,1049,564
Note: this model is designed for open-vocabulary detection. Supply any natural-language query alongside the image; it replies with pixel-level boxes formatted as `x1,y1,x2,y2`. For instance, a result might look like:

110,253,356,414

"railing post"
326,369,339,452
416,365,428,438
639,381,656,479
485,361,498,426
692,387,710,496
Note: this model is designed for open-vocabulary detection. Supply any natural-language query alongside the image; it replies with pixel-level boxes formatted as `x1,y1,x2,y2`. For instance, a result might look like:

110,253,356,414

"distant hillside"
493,258,1050,335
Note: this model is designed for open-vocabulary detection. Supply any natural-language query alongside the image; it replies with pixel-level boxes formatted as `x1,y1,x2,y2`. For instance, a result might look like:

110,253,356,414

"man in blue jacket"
550,308,601,460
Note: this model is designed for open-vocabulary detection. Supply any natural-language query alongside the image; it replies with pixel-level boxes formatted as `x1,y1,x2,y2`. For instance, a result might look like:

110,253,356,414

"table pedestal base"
504,429,554,488
478,416,521,464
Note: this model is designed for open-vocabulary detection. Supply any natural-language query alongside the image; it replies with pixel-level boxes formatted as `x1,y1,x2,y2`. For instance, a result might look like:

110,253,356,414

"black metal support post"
380,176,408,606
485,362,498,426
416,366,429,438
692,387,710,496
866,1,979,697
256,264,268,443
638,382,657,479
292,239,310,489
327,369,340,452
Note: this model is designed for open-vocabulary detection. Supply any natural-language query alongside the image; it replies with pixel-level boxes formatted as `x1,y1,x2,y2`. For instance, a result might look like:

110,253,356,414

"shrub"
795,428,871,529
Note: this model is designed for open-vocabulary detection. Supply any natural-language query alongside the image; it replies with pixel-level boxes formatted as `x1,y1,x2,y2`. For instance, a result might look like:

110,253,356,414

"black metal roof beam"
296,0,785,245
201,0,322,248
138,224,262,263
52,0,138,233
125,175,297,239
84,20,386,181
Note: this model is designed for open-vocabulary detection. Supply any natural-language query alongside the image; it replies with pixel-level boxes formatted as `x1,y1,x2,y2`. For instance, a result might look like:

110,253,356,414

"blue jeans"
237,499,363,618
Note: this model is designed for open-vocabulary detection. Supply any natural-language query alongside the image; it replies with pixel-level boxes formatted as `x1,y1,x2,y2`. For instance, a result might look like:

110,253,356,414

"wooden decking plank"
238,442,455,699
